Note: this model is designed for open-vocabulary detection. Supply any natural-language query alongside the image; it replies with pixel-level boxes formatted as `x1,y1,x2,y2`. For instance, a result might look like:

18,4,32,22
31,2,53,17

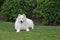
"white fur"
15,14,34,32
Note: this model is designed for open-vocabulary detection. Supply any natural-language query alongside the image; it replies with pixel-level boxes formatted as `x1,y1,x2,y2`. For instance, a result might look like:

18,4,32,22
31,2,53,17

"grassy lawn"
0,22,60,40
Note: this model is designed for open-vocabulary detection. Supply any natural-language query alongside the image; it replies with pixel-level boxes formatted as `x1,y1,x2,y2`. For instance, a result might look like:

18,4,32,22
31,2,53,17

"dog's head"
17,14,26,23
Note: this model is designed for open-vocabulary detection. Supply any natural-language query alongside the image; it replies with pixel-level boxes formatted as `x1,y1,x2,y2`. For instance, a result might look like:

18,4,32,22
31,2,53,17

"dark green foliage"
33,0,60,25
0,0,36,21
0,0,60,25
0,0,5,11
0,0,5,7
0,0,24,21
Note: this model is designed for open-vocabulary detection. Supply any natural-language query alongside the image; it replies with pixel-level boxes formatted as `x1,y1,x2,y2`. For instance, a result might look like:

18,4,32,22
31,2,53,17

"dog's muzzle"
21,21,23,23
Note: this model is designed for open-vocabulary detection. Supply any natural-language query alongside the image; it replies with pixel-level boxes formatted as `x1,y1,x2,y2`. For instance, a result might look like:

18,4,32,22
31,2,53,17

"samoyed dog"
15,14,34,32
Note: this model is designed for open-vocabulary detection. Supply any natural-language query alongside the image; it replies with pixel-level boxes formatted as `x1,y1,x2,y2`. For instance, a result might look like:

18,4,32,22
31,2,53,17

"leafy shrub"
0,0,36,21
0,0,5,7
0,0,60,25
33,0,60,25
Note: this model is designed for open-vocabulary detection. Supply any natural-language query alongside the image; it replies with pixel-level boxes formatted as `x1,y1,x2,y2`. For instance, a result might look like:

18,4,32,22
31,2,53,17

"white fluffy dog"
15,14,34,32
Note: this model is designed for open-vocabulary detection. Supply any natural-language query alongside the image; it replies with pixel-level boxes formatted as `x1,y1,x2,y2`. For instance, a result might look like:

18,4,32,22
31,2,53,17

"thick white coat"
15,14,34,32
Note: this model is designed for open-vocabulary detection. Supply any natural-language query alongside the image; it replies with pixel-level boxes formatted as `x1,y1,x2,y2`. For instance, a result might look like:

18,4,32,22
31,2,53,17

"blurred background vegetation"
0,0,60,25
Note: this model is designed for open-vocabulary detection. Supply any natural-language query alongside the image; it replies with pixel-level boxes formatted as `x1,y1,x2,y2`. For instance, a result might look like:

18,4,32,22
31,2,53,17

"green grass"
0,22,60,40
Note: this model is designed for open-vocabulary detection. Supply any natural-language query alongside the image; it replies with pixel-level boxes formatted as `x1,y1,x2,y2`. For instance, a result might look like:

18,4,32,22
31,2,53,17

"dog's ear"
18,14,21,17
23,14,26,18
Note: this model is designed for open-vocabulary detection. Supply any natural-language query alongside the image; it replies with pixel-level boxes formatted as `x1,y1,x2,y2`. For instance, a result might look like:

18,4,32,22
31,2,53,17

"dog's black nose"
21,21,23,23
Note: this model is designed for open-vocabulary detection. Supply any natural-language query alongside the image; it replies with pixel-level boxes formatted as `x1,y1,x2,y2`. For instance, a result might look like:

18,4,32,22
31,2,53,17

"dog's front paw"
16,31,20,32
32,27,34,29
26,29,29,32
16,29,20,32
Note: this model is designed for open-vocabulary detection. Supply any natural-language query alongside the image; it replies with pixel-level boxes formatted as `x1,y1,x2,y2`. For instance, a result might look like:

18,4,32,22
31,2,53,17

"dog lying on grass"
15,14,34,32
